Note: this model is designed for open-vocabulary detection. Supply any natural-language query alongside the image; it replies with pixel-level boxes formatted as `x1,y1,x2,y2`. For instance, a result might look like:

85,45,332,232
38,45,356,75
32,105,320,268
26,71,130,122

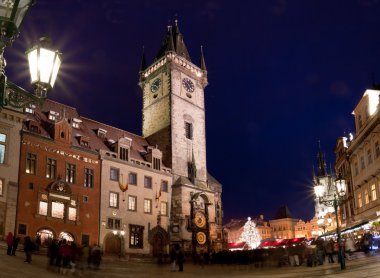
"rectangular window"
65,163,76,183
144,176,152,189
84,168,94,188
0,179,3,196
160,202,168,216
354,162,359,176
364,189,369,204
129,172,137,185
26,153,37,175
376,142,380,158
161,180,168,193
115,219,121,230
39,201,48,216
68,207,77,221
81,234,90,246
0,133,6,164
367,149,373,164
144,199,152,214
358,193,363,208
119,147,129,161
371,184,377,201
51,201,64,219
109,192,119,208
153,158,161,170
107,218,114,229
46,158,57,179
129,225,144,248
185,122,193,139
83,196,89,203
128,195,137,211
360,156,365,170
110,167,119,181
18,224,27,235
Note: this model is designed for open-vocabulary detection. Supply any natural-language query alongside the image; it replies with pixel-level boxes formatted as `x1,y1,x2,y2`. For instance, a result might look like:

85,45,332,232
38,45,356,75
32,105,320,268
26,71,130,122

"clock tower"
139,21,223,254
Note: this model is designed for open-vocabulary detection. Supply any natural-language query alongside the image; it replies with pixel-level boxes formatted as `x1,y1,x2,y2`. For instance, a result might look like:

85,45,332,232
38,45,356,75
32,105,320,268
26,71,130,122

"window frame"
143,198,152,214
26,153,37,175
84,168,94,188
46,158,57,179
109,191,119,208
129,172,137,185
185,122,193,140
128,195,137,211
129,224,144,249
0,132,7,164
144,176,152,189
65,163,76,184
160,201,168,216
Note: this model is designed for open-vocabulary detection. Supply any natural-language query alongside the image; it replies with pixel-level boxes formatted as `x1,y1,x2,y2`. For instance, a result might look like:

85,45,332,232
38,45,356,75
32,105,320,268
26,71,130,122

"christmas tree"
239,217,262,249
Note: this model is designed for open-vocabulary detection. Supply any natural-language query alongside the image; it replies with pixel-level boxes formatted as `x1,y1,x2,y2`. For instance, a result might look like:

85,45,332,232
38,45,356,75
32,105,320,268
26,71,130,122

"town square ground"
0,248,379,278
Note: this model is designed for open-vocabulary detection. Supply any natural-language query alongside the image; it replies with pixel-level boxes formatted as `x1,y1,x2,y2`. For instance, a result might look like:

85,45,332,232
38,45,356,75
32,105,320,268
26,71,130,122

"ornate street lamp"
314,174,347,270
0,1,61,110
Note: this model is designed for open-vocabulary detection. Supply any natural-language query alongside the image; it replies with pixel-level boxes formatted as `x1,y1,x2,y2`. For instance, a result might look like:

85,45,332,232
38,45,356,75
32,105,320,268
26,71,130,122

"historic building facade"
139,22,223,254
344,88,380,225
0,108,24,240
269,206,299,239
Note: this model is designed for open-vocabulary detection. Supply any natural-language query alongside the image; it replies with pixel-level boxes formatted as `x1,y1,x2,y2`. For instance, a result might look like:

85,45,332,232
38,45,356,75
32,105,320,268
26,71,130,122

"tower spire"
317,140,327,176
200,45,207,71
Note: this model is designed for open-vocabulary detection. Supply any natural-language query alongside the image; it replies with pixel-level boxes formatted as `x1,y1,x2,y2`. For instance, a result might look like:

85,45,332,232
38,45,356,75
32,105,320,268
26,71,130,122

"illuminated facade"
269,206,299,239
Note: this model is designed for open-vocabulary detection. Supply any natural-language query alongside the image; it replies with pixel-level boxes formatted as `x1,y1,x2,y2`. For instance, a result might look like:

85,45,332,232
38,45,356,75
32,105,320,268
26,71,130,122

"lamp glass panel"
14,0,33,27
50,53,61,87
27,48,38,83
0,0,14,20
39,48,55,84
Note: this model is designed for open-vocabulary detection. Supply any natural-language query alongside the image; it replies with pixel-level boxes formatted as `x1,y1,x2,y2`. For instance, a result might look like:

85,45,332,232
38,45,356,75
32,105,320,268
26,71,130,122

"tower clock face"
150,78,161,93
196,231,207,245
182,78,195,92
194,211,206,228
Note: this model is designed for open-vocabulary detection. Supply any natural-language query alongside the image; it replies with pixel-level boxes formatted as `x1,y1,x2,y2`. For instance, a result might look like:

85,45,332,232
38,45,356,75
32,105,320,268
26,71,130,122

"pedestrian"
6,232,13,255
23,236,35,263
325,239,334,263
176,247,184,272
169,246,177,272
11,236,20,256
48,239,59,266
59,239,71,274
91,244,102,270
316,237,325,265
344,236,355,258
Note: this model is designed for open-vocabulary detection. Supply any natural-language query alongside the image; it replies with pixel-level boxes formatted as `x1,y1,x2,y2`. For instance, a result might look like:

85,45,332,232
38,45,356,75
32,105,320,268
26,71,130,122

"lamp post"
314,174,347,270
0,1,61,110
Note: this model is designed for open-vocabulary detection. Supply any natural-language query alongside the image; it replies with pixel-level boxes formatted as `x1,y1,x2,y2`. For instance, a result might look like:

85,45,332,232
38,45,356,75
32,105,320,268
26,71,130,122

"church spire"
200,45,207,71
317,141,327,177
139,46,147,72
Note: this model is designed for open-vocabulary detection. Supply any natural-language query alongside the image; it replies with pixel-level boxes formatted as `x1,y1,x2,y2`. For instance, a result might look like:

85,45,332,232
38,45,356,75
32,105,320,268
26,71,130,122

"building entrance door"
105,235,121,255
152,233,164,257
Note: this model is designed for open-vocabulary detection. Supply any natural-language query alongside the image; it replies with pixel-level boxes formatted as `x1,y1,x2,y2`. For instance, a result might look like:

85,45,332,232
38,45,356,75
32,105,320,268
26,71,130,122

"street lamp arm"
0,79,44,109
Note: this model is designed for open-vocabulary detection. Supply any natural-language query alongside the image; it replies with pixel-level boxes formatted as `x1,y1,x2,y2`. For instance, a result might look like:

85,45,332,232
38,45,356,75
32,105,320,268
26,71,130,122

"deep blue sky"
5,0,380,222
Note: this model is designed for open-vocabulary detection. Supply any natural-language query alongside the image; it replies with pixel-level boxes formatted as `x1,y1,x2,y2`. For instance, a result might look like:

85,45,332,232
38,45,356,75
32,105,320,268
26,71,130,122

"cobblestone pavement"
1,250,380,278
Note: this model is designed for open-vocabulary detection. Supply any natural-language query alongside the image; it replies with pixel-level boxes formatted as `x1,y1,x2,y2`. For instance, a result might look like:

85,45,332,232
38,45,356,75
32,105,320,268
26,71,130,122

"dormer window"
97,128,107,139
48,111,60,121
25,104,35,114
28,121,41,134
117,137,132,161
72,118,82,129
119,147,129,161
76,135,90,148
153,157,161,170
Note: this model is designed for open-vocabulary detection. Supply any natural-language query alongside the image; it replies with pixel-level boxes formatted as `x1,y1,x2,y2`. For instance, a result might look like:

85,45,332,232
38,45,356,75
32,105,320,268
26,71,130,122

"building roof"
274,205,295,220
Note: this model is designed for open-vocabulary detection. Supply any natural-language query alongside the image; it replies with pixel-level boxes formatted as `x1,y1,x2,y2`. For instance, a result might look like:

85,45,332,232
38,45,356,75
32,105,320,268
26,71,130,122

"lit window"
109,192,119,208
376,142,380,158
0,133,6,164
119,147,128,161
51,201,64,219
49,114,56,121
371,184,377,201
26,153,37,174
110,167,119,181
364,189,369,204
128,196,137,211
65,163,76,183
39,201,48,216
358,193,363,208
46,158,57,179
68,207,76,221
0,179,3,196
72,122,79,128
144,199,152,214
25,107,33,114
107,218,114,229
84,168,94,188
129,225,144,248
185,122,193,139
144,176,152,189
129,173,137,185
160,202,168,216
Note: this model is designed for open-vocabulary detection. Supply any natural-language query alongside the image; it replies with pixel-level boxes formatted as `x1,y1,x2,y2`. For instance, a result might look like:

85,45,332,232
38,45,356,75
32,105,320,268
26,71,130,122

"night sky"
5,0,380,222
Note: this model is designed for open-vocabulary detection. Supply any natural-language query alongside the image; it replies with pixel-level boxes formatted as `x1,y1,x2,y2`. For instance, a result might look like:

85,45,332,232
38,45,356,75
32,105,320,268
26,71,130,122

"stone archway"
148,226,169,257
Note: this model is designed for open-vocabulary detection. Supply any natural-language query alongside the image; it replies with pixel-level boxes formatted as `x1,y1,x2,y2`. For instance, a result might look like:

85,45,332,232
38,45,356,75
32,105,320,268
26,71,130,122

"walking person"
23,236,35,263
169,246,177,272
11,236,20,256
176,247,185,272
6,232,13,255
